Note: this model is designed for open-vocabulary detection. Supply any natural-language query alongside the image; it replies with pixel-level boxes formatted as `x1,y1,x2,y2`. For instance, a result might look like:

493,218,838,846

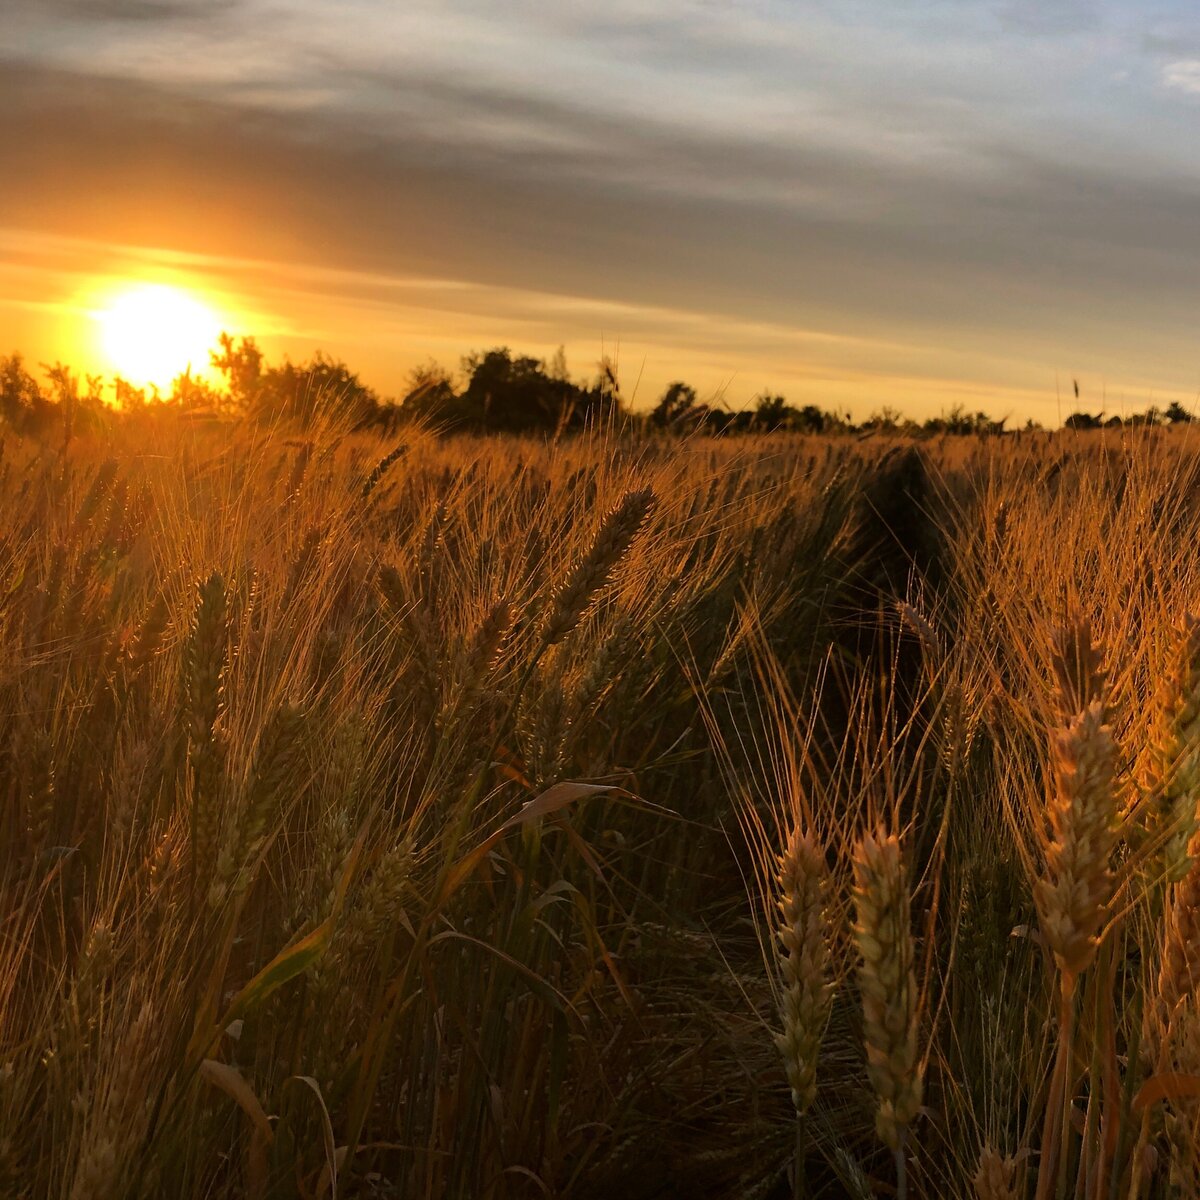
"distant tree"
258,353,381,427
1065,411,1103,430
404,360,455,403
113,378,150,410
1,353,42,410
921,405,1005,436
758,399,846,435
210,333,264,409
169,368,224,411
1165,401,1194,424
547,344,569,383
458,347,616,433
212,336,382,427
41,362,82,405
401,360,467,427
704,407,741,434
753,392,792,431
795,404,833,434
41,362,83,445
464,348,536,430
651,381,703,429
0,353,54,433
861,406,910,434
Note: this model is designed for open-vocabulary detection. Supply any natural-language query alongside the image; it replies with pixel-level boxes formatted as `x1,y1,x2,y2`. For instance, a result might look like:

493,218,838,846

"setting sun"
94,282,225,392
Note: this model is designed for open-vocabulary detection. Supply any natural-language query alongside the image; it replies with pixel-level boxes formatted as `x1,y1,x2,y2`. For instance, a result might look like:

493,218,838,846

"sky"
5,1,1200,421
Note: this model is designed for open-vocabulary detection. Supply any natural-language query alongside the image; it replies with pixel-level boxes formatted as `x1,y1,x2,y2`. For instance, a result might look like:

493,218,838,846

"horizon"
7,2,1200,421
9,326,1197,433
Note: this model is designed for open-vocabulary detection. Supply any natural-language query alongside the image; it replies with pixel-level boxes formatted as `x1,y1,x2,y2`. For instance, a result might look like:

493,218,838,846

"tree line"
0,336,1193,436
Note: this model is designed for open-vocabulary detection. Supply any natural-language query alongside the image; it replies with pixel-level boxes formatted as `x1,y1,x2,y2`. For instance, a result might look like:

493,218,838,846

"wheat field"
4,412,1200,1198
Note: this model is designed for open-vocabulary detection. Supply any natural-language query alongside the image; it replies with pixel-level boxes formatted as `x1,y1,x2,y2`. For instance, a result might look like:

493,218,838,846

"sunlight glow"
94,282,226,392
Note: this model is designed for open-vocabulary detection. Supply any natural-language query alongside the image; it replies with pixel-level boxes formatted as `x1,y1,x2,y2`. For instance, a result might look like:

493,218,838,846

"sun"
95,282,226,392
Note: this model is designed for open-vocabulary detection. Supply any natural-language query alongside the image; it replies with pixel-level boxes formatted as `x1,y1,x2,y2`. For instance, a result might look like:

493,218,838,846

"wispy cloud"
6,0,234,18
995,0,1101,36
1163,59,1200,93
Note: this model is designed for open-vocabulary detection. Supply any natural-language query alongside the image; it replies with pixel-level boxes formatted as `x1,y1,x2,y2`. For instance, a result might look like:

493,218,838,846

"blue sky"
4,0,1200,418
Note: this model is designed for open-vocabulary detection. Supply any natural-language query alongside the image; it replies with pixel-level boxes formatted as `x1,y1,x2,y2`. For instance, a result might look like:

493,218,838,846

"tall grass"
5,414,1200,1197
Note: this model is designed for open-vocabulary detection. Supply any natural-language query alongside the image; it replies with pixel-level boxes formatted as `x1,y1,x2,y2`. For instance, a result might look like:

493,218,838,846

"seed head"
1033,701,1118,985
1150,855,1200,1067
125,593,168,672
462,598,514,693
1144,615,1200,882
774,828,833,1114
541,488,655,648
852,827,922,1151
361,443,406,499
184,572,229,886
973,1146,1019,1200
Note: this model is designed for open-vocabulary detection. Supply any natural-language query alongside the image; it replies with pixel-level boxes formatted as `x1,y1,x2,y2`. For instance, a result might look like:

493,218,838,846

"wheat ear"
540,488,655,648
1050,617,1109,719
775,828,834,1116
852,827,922,1184
1033,701,1118,986
361,443,406,499
1162,1002,1200,1194
462,598,514,693
67,1002,157,1200
1031,694,1118,1200
1148,853,1200,1068
1145,615,1200,882
184,572,228,891
973,1146,1019,1200
125,592,168,672
210,701,306,907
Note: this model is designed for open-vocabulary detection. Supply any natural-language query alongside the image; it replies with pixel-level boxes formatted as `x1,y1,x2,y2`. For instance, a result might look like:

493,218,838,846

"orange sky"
6,2,1200,423
6,227,1112,420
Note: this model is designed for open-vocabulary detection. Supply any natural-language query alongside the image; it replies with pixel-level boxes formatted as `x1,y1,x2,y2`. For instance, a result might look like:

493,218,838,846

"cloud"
8,0,235,19
1163,59,1200,93
4,4,1200,420
994,0,1101,36
1140,10,1200,59
4,59,1199,342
